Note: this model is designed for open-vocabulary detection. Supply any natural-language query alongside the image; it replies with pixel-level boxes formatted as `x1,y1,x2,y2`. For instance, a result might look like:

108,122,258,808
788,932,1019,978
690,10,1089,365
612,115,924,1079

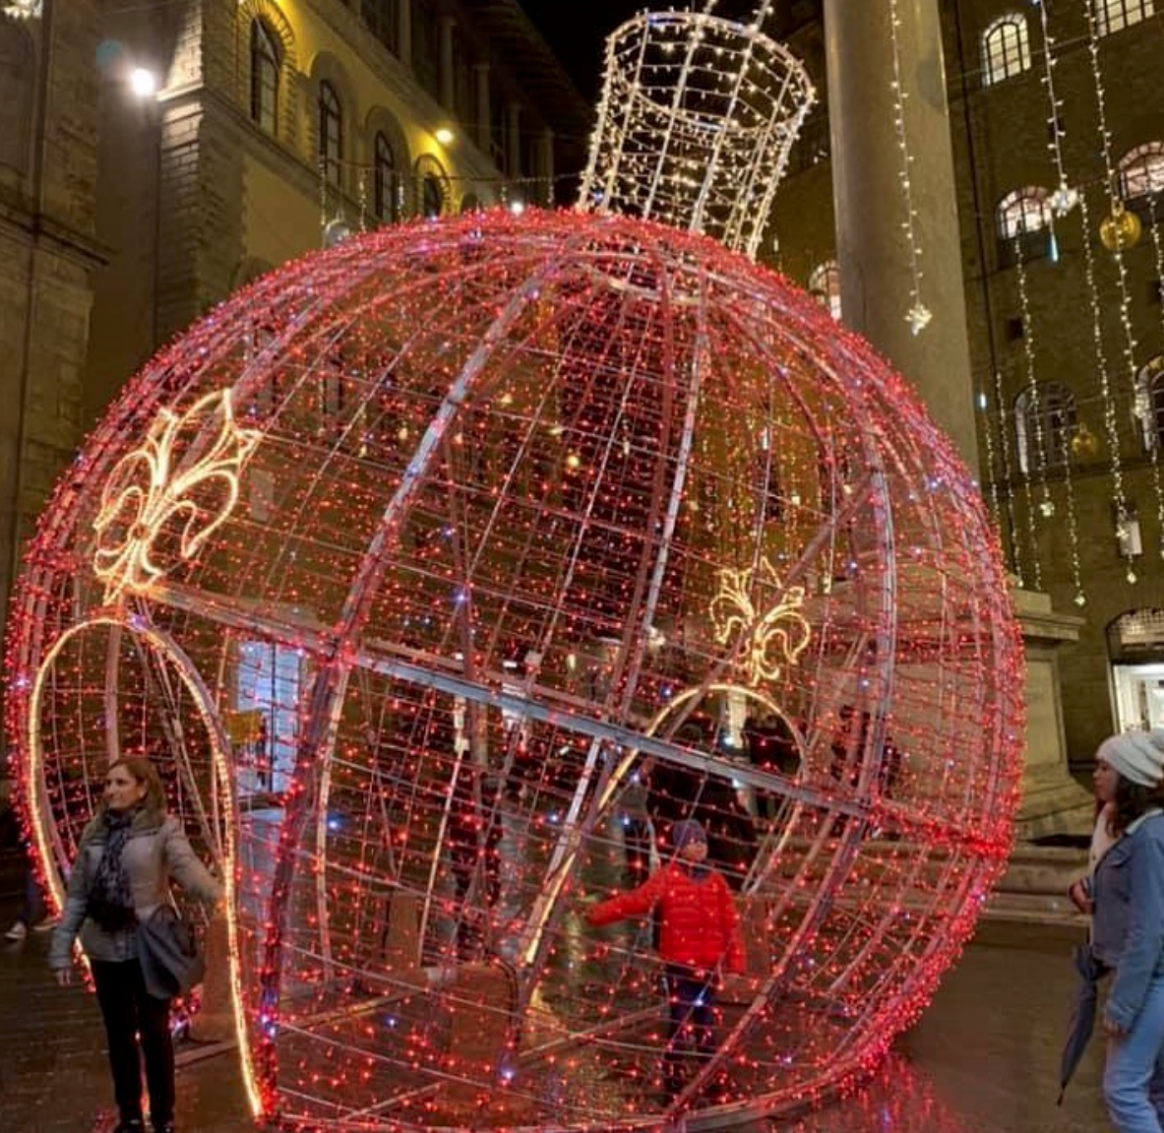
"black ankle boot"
112,1120,144,1133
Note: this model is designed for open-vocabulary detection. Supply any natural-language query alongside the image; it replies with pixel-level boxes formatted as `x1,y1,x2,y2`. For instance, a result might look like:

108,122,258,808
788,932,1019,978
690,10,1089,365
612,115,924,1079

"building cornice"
0,196,111,270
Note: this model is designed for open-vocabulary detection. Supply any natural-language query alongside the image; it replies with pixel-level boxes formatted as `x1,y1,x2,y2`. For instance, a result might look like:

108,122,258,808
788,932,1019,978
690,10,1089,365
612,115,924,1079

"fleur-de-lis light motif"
93,391,260,603
709,558,811,687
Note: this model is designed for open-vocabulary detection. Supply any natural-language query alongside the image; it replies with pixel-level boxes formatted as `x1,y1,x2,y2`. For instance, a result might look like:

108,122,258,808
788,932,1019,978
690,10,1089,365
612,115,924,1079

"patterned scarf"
88,808,137,930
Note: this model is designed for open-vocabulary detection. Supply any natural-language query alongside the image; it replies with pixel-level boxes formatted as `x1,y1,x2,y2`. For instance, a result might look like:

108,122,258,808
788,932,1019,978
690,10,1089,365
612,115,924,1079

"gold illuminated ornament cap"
1100,205,1143,252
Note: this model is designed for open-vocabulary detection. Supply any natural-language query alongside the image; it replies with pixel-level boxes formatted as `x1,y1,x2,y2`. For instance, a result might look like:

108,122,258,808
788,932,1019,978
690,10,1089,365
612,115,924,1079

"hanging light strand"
1082,0,1139,377
981,376,1023,585
1083,0,1142,581
1036,0,1078,218
887,0,931,335
1013,239,1055,521
1058,425,1088,607
1145,194,1164,558
979,388,1003,537
1077,190,1137,578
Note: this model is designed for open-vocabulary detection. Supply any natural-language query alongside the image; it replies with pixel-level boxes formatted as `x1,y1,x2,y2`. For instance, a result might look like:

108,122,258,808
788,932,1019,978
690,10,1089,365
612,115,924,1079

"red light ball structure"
6,209,1023,1129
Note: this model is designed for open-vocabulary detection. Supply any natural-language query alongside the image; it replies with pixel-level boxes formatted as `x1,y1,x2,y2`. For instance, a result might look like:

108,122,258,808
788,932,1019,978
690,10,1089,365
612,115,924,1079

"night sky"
518,1,641,98
518,1,765,99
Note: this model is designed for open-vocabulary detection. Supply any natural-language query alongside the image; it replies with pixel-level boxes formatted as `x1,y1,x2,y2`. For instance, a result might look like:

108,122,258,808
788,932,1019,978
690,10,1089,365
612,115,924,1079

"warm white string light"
1,0,41,17
1012,240,1055,520
1144,193,1164,558
887,0,930,335
578,1,815,259
1082,0,1142,582
979,388,1003,535
1035,0,1078,218
1011,208,1087,600
1077,189,1137,580
981,376,1023,586
1032,1,1083,603
1059,425,1087,606
1009,245,1045,589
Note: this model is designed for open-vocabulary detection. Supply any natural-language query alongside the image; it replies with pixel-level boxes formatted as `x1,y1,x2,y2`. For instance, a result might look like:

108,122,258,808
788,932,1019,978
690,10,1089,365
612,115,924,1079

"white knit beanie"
1096,729,1164,788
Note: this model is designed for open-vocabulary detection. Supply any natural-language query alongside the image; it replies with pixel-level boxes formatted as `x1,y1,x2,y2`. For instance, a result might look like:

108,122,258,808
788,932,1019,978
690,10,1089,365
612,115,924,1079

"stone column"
1010,585,1093,838
438,15,455,111
473,64,491,154
822,0,978,473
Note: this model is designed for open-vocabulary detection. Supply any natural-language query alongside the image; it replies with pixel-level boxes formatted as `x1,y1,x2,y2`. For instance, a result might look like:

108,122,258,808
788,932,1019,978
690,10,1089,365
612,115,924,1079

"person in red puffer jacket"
586,818,745,1094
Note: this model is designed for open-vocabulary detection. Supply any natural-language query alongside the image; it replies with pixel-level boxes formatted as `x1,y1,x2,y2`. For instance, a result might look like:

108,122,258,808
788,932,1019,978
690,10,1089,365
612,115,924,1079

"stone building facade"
771,0,1164,768
0,0,589,696
86,0,590,419
0,0,105,659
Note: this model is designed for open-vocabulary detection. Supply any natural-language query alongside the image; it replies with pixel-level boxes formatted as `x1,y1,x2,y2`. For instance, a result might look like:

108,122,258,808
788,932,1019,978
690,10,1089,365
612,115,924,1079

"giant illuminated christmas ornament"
6,2,1023,1129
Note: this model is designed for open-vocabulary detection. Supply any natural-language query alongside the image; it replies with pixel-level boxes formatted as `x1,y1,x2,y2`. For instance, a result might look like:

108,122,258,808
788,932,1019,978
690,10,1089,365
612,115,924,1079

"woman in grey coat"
48,757,222,1133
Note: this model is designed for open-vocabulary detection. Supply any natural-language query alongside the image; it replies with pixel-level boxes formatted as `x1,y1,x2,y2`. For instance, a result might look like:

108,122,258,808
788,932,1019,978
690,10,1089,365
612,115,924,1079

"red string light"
5,207,1023,1128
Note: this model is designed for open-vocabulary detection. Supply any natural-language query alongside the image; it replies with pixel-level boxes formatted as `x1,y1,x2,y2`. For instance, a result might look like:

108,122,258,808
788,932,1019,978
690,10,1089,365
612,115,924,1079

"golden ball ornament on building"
1100,205,1143,252
1070,422,1100,459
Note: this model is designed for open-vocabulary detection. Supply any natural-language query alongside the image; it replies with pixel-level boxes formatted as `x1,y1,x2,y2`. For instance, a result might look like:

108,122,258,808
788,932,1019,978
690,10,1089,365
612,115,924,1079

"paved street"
0,850,1112,1133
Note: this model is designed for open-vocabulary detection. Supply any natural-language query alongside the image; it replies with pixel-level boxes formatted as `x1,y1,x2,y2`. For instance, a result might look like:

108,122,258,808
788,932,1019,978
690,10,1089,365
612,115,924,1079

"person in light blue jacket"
1091,729,1164,1133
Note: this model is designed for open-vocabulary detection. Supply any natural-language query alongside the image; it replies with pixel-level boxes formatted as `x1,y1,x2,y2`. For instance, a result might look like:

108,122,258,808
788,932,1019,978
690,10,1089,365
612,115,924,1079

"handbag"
137,904,206,1000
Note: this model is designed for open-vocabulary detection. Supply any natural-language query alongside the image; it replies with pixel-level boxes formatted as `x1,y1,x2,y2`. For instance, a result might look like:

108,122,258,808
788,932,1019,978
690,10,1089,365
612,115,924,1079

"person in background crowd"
5,854,57,942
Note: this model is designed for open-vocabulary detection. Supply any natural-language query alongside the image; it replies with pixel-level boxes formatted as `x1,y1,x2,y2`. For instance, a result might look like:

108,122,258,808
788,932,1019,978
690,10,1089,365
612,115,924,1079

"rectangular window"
1098,0,1155,36
364,0,399,55
412,0,439,97
235,640,302,798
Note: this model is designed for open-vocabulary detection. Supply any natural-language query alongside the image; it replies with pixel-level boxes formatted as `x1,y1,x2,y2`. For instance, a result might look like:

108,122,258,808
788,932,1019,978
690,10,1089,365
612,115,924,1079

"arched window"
996,186,1050,265
319,81,343,188
422,174,444,218
1119,142,1164,203
997,187,1049,239
415,154,450,218
982,15,1031,86
250,19,280,135
373,132,398,224
1096,0,1155,36
807,261,842,320
1135,357,1164,452
1015,382,1077,472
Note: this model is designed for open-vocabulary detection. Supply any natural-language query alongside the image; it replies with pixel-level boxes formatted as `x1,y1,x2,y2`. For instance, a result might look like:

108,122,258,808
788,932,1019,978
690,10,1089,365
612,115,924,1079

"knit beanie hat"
1096,729,1164,788
672,818,708,848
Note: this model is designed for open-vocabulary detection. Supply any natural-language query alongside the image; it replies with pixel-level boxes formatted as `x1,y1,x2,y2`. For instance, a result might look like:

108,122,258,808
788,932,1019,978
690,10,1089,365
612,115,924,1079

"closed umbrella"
1058,941,1103,1104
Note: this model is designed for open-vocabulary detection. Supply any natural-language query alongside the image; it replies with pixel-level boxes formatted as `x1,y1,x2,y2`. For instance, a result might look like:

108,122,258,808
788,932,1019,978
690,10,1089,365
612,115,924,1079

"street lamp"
130,68,159,99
